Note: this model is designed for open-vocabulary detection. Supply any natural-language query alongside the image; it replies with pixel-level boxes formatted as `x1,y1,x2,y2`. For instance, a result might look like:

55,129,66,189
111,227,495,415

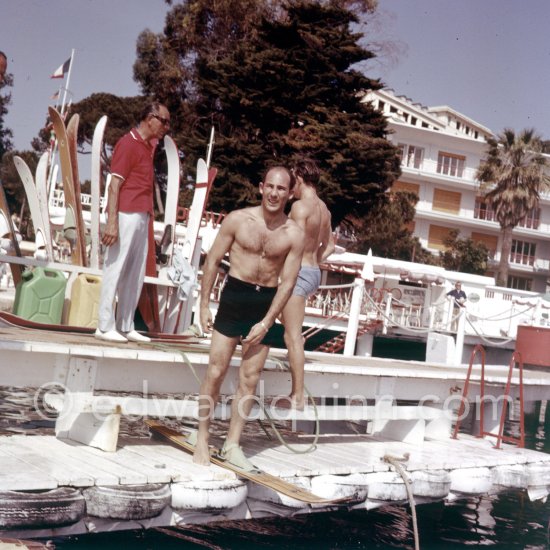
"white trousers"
98,212,149,333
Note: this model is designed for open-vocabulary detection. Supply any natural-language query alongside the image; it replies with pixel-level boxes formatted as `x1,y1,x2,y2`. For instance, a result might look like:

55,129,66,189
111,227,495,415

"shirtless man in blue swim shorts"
193,166,304,470
281,158,334,409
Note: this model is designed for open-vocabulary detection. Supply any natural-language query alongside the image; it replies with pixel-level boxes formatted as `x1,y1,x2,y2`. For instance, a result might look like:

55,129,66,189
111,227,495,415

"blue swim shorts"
292,266,321,298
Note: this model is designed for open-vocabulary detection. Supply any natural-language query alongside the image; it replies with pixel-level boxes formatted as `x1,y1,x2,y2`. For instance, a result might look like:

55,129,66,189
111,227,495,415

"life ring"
0,487,85,529
83,483,171,520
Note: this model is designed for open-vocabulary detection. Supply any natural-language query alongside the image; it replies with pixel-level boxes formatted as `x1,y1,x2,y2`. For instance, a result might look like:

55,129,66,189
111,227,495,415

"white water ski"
90,115,108,269
158,135,182,332
172,158,217,334
35,151,55,258
13,156,53,260
162,135,181,260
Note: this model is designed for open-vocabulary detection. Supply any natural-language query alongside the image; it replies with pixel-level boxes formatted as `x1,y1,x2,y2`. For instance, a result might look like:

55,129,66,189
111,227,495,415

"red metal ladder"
452,344,525,449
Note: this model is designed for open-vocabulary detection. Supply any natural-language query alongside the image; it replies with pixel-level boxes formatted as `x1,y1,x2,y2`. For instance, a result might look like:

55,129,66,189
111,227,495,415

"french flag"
50,58,71,79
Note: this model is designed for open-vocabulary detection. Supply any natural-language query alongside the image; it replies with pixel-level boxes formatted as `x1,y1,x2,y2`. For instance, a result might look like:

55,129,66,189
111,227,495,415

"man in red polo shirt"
95,101,170,343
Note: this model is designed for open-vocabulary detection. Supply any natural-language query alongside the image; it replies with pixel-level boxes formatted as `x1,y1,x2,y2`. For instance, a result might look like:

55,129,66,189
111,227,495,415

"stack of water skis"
0,106,218,337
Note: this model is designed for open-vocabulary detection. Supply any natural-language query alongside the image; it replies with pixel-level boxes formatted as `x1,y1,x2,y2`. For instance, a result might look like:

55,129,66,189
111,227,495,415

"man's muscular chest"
236,224,290,260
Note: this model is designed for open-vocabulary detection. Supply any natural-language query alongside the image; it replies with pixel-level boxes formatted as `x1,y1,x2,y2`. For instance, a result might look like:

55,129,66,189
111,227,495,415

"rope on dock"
464,316,515,346
383,453,419,550
261,354,321,455
150,342,204,384
145,343,322,454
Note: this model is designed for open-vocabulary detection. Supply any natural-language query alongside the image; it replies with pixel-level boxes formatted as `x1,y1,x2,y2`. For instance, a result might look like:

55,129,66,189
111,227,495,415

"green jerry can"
67,273,102,328
13,267,67,324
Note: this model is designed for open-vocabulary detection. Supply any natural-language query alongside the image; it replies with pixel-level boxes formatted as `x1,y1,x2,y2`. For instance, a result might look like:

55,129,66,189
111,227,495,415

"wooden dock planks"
0,433,547,494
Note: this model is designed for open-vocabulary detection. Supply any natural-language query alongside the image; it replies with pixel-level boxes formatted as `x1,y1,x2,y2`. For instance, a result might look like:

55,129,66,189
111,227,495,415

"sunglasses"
151,113,170,127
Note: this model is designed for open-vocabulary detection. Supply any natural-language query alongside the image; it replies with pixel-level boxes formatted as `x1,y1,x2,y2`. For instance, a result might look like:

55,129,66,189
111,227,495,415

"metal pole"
59,49,75,116
453,309,466,365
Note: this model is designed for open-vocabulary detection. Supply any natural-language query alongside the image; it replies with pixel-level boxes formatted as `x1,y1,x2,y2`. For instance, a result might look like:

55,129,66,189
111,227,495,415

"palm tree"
476,128,550,286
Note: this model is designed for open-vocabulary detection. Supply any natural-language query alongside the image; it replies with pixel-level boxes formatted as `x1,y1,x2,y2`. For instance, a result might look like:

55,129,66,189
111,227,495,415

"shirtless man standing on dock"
193,166,304,470
282,158,334,409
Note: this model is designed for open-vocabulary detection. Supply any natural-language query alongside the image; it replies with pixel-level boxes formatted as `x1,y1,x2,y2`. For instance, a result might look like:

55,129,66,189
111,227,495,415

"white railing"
49,189,106,210
288,278,550,351
401,158,479,183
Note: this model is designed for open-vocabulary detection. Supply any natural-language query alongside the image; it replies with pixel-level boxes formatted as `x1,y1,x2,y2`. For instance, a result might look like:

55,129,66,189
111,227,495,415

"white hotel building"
363,89,550,294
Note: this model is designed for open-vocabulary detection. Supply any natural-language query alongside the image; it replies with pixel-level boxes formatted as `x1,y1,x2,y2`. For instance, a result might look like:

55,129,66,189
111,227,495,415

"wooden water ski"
146,420,345,505
48,107,87,266
0,183,23,285
90,115,108,269
66,114,81,200
0,311,203,344
66,113,88,266
137,218,161,332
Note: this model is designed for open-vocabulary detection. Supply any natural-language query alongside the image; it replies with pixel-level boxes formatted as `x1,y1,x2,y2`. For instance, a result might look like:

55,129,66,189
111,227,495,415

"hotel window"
392,181,420,196
378,100,385,112
397,143,424,169
411,116,417,126
474,197,496,221
471,232,498,259
432,188,461,215
427,224,452,251
510,239,536,266
437,152,465,178
507,275,532,292
518,207,540,230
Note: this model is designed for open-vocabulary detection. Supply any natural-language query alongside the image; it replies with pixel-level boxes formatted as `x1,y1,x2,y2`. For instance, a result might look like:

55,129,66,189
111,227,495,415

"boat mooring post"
343,252,375,356
453,308,466,365
343,277,364,356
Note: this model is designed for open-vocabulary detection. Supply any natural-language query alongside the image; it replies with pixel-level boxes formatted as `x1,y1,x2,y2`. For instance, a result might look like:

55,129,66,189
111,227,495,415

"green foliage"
0,150,39,238
69,93,150,152
0,73,13,161
439,229,489,275
476,128,550,285
348,191,436,263
133,0,400,222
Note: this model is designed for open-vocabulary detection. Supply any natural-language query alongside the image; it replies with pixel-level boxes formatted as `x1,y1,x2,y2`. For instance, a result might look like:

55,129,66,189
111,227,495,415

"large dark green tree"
349,191,436,264
69,93,149,152
133,0,400,223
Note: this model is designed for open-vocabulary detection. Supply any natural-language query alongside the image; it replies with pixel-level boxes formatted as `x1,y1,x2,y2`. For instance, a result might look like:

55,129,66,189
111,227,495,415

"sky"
3,0,550,157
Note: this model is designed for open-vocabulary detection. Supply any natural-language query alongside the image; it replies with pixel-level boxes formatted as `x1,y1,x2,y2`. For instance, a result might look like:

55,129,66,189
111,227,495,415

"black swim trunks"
214,275,278,346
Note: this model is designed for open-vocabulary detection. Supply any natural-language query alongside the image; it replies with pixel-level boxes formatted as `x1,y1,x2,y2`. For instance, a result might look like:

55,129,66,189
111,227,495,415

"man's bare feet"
192,439,211,466
289,393,305,411
272,394,305,411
